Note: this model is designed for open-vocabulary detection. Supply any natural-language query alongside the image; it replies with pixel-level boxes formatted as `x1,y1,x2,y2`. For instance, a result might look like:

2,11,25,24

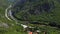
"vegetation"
0,0,60,34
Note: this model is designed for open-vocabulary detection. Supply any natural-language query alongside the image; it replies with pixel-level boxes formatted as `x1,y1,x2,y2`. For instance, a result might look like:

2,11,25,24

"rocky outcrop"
0,23,9,28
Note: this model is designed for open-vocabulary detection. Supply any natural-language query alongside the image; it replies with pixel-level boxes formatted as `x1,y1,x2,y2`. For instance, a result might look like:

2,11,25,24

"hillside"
0,0,60,34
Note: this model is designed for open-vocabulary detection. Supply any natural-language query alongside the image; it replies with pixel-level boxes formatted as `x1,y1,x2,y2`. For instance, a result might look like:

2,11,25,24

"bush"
49,22,57,27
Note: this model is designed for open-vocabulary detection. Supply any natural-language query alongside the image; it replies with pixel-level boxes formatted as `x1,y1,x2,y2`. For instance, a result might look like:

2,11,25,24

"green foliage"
0,0,60,34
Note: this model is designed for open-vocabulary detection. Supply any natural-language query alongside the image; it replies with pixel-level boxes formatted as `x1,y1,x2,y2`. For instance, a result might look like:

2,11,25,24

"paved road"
5,5,19,25
5,5,17,21
5,5,12,21
8,10,16,21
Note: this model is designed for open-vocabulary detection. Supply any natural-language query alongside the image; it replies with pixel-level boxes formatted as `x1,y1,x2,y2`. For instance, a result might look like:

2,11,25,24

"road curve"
5,5,12,21
8,10,17,21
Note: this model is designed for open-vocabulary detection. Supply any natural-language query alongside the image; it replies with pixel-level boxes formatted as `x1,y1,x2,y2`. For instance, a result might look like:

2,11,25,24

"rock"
0,23,9,28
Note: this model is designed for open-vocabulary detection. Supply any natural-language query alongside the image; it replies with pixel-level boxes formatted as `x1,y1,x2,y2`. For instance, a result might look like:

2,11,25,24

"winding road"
5,5,17,21
5,5,19,25
9,10,16,21
5,5,12,21
5,5,60,29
